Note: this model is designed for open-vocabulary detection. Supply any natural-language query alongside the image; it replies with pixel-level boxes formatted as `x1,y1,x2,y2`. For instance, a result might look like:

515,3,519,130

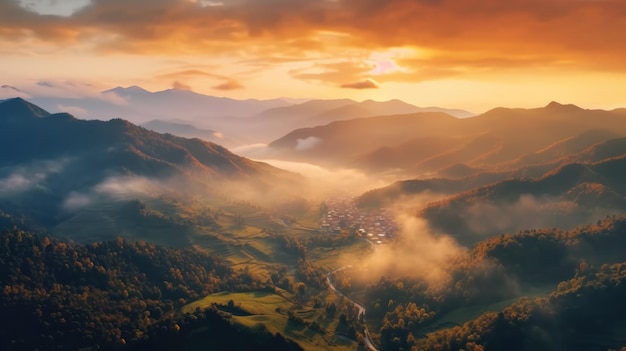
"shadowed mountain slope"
0,98,300,234
419,155,626,244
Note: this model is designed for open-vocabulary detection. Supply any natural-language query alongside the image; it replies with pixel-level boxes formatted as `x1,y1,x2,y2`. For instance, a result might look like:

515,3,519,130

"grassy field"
183,291,358,351
308,239,372,272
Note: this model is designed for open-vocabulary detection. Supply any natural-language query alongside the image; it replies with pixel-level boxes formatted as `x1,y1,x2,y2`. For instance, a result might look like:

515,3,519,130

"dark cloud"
213,79,244,90
341,79,379,89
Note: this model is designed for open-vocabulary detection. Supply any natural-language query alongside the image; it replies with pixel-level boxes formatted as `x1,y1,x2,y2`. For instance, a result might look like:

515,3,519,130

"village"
319,197,397,245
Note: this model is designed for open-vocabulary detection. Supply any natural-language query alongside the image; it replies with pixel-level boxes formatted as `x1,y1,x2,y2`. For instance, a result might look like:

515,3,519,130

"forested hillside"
357,215,626,350
0,229,300,351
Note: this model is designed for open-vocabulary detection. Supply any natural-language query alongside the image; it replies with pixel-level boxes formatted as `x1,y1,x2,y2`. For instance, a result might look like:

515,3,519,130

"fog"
63,176,165,211
445,194,623,241
258,159,393,198
0,158,69,196
356,215,466,286
463,195,578,235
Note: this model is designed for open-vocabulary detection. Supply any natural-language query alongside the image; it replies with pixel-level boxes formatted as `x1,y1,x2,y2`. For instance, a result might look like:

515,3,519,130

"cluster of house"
320,197,397,244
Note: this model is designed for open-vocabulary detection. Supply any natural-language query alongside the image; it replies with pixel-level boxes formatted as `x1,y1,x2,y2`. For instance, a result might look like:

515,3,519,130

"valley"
1,96,626,351
4,0,626,349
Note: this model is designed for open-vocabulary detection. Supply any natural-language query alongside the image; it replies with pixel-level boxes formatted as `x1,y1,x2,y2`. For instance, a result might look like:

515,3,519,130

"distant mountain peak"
545,101,583,111
0,97,51,119
105,85,152,95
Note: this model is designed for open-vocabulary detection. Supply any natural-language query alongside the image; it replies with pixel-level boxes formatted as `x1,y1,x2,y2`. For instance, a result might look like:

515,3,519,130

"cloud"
17,0,91,16
356,215,466,285
290,60,376,86
213,79,244,90
158,69,245,91
231,143,271,158
0,173,34,195
63,191,93,210
0,85,31,99
459,194,614,238
253,159,392,198
1,0,626,78
94,176,159,199
12,80,128,105
341,78,379,89
62,175,165,211
157,69,226,80
0,159,69,196
295,136,321,151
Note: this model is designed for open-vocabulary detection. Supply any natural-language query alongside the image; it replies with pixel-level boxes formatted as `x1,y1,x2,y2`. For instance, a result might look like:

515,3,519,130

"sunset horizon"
2,0,626,113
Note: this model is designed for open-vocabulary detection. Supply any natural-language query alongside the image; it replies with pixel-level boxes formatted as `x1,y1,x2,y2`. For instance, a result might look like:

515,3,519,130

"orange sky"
2,0,626,112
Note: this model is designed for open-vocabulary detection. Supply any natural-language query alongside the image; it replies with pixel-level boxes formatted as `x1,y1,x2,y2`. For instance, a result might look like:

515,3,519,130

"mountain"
310,99,473,125
0,95,50,120
568,136,626,163
265,102,626,174
25,86,294,147
141,119,223,142
355,159,568,209
105,86,292,119
265,112,460,167
513,129,621,166
357,134,626,209
254,98,356,121
17,84,474,146
420,155,626,244
245,99,473,141
0,98,285,177
0,98,300,239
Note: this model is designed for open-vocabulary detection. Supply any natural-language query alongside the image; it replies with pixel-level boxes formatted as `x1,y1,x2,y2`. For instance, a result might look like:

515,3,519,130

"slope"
266,102,626,173
420,155,626,244
0,98,300,239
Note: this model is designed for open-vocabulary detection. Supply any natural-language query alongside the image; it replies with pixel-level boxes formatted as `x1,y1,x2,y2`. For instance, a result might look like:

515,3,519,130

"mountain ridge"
265,102,626,173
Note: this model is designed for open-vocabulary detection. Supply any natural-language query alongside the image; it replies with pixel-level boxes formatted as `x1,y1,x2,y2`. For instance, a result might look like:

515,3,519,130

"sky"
1,0,626,113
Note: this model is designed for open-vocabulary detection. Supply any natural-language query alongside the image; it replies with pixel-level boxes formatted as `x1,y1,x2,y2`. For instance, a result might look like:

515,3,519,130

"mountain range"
2,84,473,146
265,102,626,175
0,97,299,242
2,93,626,351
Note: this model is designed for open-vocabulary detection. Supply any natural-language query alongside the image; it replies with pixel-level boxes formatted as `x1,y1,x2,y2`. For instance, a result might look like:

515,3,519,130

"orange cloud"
1,0,626,81
289,61,376,85
341,79,379,89
213,79,244,90
158,69,227,80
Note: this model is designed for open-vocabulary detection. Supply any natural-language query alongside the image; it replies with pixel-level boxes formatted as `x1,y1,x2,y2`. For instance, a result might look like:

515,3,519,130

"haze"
3,1,626,351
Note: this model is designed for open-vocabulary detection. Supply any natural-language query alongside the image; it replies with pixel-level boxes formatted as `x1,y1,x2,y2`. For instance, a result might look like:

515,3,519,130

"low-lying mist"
356,215,466,286
423,194,624,245
258,159,393,199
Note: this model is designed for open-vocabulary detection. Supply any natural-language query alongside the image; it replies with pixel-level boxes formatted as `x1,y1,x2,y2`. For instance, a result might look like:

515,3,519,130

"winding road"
327,266,379,351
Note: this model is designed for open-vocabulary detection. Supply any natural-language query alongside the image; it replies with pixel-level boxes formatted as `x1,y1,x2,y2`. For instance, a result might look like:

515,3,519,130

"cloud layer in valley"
356,215,466,286
0,159,69,196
